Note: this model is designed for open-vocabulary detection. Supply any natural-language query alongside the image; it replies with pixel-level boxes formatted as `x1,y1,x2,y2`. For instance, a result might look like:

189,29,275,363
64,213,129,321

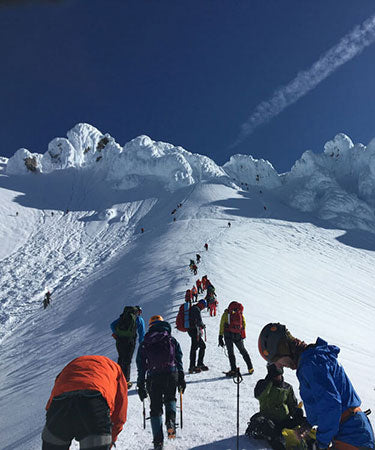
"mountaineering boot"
167,429,176,440
188,366,201,374
197,364,209,371
165,402,176,439
127,381,133,388
248,368,254,375
154,443,163,450
224,369,237,377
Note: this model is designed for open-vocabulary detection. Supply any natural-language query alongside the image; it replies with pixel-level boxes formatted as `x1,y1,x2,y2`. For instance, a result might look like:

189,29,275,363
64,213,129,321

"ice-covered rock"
4,122,375,232
6,148,42,175
223,154,281,189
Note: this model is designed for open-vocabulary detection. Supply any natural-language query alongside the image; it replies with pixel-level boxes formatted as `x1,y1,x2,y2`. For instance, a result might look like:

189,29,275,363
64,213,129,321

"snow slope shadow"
0,169,166,213
210,189,375,251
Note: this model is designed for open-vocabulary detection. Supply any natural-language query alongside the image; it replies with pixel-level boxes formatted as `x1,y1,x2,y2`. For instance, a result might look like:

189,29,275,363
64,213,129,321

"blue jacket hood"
299,337,340,367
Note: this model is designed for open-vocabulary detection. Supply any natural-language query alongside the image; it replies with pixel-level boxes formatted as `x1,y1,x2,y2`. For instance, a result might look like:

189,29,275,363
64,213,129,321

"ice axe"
232,367,243,450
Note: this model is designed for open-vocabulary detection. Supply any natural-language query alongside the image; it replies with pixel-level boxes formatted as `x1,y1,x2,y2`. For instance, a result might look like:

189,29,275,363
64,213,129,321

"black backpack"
115,306,138,338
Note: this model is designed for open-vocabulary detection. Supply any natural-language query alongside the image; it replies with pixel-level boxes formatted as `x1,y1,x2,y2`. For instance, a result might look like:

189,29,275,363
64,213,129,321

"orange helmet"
149,315,164,328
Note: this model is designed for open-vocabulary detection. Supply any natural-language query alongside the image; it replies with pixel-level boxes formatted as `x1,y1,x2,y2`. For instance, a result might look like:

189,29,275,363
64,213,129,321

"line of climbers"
40,249,374,450
41,317,375,450
140,202,184,233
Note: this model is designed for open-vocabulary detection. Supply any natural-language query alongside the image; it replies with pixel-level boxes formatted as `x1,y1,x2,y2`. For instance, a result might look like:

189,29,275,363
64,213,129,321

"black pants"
147,372,178,444
224,332,253,371
42,390,112,450
116,337,136,382
188,329,206,368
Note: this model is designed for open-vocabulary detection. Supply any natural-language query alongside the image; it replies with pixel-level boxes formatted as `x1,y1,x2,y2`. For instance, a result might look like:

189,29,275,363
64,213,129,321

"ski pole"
143,400,146,429
180,390,183,429
233,367,243,450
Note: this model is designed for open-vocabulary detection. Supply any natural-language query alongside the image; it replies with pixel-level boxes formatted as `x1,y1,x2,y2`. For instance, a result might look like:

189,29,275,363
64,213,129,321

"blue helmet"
198,299,207,309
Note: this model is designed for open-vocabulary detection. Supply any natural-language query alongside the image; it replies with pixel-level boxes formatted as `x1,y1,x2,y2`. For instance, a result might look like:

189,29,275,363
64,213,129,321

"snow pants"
209,302,217,316
188,328,206,369
224,332,253,371
42,390,112,450
147,372,178,445
116,337,136,383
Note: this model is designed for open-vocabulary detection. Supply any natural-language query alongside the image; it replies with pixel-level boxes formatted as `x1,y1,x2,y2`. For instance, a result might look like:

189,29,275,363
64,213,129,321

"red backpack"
176,303,191,332
225,301,245,337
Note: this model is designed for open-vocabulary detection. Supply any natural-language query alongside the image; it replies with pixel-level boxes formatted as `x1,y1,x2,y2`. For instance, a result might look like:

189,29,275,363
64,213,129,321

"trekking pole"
204,326,207,342
143,400,146,429
233,367,243,450
179,390,183,429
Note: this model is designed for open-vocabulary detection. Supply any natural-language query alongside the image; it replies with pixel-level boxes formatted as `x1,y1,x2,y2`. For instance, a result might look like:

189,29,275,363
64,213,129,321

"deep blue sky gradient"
1,0,375,172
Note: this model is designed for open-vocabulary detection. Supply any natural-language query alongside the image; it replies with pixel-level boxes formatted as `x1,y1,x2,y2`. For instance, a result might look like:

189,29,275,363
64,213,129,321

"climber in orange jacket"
191,285,198,302
42,355,128,449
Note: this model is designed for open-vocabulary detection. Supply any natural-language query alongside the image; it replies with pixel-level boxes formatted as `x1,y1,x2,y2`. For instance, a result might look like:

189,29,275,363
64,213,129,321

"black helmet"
258,323,289,363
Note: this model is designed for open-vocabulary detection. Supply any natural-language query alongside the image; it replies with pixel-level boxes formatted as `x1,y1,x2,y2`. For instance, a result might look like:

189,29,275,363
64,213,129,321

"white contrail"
231,13,375,148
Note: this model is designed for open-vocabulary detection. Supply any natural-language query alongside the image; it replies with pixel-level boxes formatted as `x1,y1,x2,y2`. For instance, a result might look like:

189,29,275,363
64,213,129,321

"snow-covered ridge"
4,123,375,231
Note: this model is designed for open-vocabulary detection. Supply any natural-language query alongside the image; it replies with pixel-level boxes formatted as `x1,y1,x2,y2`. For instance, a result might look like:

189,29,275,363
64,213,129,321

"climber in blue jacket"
258,323,374,450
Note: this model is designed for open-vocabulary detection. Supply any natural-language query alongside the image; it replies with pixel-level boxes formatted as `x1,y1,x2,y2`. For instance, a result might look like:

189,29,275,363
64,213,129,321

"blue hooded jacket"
297,337,374,448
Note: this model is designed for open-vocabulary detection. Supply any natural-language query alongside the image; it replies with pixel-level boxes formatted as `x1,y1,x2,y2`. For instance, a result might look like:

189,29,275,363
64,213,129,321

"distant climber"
171,209,177,215
196,278,203,294
43,291,52,309
219,301,254,376
191,285,198,303
204,243,208,251
196,254,201,263
110,306,145,388
228,222,231,227
188,300,208,373
185,289,192,306
141,227,144,233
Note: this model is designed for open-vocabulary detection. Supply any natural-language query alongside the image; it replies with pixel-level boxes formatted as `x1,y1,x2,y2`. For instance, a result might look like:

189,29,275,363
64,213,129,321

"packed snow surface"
0,124,375,449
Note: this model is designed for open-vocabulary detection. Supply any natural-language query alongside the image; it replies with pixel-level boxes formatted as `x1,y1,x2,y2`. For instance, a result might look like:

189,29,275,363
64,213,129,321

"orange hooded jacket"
45,355,128,443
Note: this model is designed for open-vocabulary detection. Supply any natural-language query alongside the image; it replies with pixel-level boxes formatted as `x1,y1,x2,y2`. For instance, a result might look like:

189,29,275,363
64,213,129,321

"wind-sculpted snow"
4,122,375,231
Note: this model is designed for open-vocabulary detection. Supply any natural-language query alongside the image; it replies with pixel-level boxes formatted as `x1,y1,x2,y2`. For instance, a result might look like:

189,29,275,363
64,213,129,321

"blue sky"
1,0,375,172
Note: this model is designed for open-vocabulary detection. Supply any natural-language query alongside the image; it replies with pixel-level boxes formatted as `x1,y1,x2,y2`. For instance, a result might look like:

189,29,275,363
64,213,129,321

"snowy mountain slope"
1,127,375,449
1,178,375,449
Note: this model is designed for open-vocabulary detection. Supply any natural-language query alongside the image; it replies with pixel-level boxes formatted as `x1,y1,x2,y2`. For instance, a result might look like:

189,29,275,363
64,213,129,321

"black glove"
178,372,186,393
137,382,147,401
218,335,225,347
292,407,304,424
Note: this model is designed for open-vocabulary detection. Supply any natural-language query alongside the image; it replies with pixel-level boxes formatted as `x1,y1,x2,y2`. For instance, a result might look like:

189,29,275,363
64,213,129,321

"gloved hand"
137,382,148,401
218,335,225,347
292,407,304,424
178,371,186,393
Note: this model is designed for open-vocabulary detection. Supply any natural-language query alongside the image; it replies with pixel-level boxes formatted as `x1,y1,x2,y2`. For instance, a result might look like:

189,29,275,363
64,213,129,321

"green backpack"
115,306,138,338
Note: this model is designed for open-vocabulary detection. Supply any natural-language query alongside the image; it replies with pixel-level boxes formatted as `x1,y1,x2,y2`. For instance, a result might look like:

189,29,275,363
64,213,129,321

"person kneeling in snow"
246,363,312,450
